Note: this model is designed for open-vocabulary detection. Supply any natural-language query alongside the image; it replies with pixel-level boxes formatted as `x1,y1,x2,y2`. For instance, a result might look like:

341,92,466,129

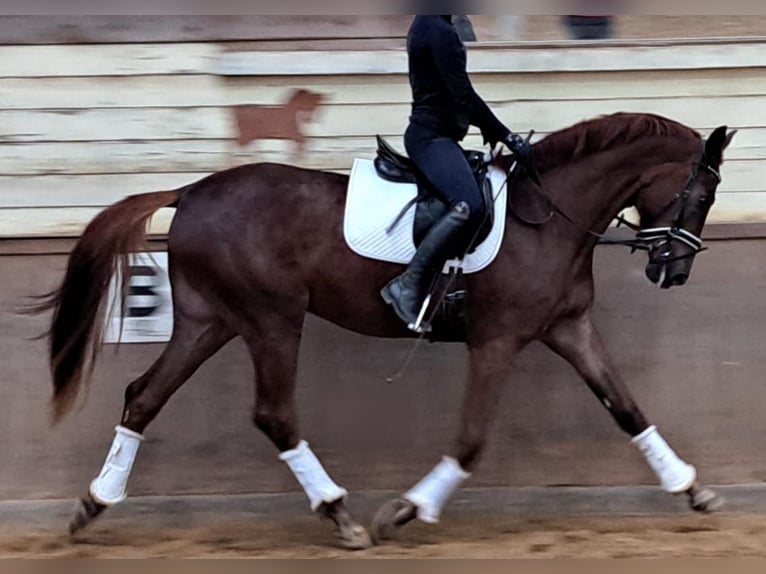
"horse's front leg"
372,337,519,541
543,311,723,513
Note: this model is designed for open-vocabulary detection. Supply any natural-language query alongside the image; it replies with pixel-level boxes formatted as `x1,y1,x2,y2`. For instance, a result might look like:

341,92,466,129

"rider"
381,15,532,331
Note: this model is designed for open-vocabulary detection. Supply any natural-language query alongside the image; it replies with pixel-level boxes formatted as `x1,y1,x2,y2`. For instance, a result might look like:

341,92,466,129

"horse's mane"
532,113,702,173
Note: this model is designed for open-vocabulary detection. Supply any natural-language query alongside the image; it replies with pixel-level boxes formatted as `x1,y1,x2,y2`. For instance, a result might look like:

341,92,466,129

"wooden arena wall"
2,18,766,501
1,19,766,237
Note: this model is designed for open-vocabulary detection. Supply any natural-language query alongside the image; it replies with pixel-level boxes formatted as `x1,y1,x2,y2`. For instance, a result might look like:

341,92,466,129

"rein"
505,159,645,251
505,152,721,259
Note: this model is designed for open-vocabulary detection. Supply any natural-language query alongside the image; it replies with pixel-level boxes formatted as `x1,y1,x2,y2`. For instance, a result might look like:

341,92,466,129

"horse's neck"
541,140,693,236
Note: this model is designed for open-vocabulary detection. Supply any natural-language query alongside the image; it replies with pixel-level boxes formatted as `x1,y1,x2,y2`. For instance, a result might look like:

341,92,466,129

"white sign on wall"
105,252,174,344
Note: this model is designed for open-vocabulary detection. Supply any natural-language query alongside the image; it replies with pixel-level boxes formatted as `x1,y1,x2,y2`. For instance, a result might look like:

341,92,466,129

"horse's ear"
705,126,737,165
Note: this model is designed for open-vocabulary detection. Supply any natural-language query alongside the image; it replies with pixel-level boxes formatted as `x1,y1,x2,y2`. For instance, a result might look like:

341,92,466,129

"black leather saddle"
373,135,494,252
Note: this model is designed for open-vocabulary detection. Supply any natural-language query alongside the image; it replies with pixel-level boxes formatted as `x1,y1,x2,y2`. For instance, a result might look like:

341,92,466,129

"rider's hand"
504,132,541,186
504,133,532,161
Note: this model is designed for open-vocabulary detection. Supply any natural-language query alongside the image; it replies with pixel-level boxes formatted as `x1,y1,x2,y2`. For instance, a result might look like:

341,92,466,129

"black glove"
504,132,532,160
503,132,541,186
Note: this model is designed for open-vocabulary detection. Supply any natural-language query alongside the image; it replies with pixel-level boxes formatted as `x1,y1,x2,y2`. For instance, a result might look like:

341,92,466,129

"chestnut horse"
35,113,734,549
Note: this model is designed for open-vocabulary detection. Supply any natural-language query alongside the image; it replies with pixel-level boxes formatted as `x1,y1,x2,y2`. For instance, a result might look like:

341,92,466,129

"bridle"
617,154,721,262
505,145,721,260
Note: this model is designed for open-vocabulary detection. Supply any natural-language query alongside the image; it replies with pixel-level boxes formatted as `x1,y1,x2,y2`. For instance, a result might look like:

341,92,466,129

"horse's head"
634,126,736,289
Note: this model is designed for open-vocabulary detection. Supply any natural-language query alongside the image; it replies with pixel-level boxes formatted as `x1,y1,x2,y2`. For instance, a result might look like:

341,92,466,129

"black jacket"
407,15,510,146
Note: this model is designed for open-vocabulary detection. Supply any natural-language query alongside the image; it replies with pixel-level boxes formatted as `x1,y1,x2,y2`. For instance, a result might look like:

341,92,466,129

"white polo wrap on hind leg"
280,440,348,511
89,426,144,506
404,456,471,523
632,425,696,493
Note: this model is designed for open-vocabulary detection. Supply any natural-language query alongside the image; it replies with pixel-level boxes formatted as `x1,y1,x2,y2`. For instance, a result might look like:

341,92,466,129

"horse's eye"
699,195,713,207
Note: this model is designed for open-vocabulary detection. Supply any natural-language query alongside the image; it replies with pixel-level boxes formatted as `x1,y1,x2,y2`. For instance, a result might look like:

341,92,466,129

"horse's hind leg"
70,287,234,535
543,311,723,513
241,308,371,550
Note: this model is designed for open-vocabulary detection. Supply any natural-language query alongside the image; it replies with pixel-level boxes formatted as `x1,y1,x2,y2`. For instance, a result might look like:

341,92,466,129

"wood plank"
0,77,230,110
717,128,766,160
477,97,766,135
218,49,409,77
2,191,764,239
0,44,217,78
0,137,454,176
709,192,766,224
715,160,766,193
0,139,376,175
5,16,764,48
0,154,761,210
0,98,760,164
1,96,757,144
5,40,766,79
0,108,232,143
0,207,176,238
0,173,206,208
5,69,766,110
0,106,396,143
216,43,766,76
0,149,761,215
299,98,760,138
0,133,764,190
0,141,234,175
0,16,412,45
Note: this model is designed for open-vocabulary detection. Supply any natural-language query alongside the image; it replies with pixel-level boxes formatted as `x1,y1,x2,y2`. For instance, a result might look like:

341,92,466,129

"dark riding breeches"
404,122,487,254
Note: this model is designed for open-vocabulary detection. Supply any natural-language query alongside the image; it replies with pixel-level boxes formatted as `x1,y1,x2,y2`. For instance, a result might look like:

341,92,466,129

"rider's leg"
381,123,486,330
381,202,470,329
405,123,488,247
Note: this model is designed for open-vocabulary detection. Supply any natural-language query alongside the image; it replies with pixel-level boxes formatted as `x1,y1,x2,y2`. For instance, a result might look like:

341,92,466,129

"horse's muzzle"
645,256,693,289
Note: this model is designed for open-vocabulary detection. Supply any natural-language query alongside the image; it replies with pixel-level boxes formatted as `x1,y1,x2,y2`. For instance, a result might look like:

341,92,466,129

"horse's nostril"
671,274,689,287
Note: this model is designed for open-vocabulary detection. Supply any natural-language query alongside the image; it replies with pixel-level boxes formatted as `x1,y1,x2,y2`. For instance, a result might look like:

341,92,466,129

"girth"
374,135,494,252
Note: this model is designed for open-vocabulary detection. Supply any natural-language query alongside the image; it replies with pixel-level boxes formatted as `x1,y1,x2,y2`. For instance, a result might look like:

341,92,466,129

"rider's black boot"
381,202,470,332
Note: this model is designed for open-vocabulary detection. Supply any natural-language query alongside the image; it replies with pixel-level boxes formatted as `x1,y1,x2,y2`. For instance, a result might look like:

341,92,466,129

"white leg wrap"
280,440,348,511
632,425,696,494
89,426,144,506
404,456,470,524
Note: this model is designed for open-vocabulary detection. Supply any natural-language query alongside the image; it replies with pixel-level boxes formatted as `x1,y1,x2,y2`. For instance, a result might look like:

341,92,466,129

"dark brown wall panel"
1,240,765,500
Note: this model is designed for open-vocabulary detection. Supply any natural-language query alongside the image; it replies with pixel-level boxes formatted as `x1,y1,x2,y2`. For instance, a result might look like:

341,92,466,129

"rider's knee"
453,198,485,229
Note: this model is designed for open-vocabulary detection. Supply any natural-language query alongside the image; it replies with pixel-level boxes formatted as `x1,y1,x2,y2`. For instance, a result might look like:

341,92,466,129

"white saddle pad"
343,159,508,274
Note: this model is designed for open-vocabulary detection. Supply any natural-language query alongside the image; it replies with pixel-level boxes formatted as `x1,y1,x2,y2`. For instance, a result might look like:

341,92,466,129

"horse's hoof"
337,523,373,550
68,494,107,536
317,499,371,551
687,484,725,513
371,498,417,544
